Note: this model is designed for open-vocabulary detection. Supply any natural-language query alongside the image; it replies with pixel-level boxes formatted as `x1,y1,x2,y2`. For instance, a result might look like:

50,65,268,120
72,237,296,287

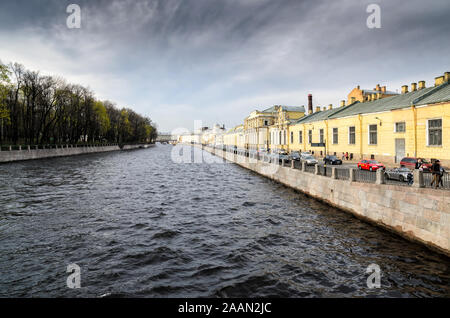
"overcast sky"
0,0,449,133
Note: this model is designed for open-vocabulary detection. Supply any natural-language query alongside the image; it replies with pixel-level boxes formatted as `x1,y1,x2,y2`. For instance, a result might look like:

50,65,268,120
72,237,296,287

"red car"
399,157,432,171
357,159,385,171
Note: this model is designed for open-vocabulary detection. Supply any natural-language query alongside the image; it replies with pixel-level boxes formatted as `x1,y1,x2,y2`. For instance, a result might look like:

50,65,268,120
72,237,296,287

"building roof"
293,106,349,124
327,82,450,119
226,125,244,134
262,105,306,113
415,83,450,105
361,89,398,95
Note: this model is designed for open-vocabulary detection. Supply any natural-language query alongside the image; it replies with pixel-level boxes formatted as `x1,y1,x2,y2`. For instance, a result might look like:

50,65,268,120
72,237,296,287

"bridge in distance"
156,133,177,143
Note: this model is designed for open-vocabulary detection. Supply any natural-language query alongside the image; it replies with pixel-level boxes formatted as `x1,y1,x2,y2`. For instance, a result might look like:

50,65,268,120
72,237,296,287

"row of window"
288,119,442,146
270,130,288,145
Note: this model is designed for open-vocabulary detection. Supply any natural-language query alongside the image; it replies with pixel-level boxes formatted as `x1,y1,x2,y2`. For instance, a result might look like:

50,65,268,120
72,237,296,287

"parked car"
278,152,290,163
323,155,342,165
357,159,385,171
302,155,318,166
384,167,412,182
301,152,312,157
400,157,432,171
289,151,301,161
268,152,289,163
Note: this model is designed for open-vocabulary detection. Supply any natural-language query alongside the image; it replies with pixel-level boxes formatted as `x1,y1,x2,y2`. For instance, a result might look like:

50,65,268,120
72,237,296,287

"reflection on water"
0,145,449,297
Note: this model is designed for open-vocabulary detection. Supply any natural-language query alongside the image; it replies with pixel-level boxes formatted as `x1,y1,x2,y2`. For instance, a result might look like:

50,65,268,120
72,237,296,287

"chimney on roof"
357,85,360,90
375,84,381,91
377,93,382,99
308,94,313,115
411,83,417,92
418,81,426,90
322,107,326,111
328,104,333,110
340,100,346,107
316,106,321,112
445,72,450,83
435,76,444,86
381,86,386,93
401,85,409,94
371,93,377,100
350,97,356,104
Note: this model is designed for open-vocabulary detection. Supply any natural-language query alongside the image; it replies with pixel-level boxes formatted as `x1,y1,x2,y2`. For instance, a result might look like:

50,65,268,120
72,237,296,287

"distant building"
244,105,305,151
289,73,450,165
183,71,450,166
347,84,398,104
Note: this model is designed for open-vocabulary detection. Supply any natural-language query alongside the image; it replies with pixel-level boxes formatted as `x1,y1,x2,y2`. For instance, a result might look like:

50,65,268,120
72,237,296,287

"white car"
302,155,318,165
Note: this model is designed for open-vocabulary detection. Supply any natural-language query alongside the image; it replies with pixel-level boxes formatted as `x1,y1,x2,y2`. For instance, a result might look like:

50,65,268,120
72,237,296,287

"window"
319,129,324,144
308,130,312,144
332,128,338,144
428,119,442,146
348,126,355,144
279,131,282,145
369,124,377,145
264,120,268,126
395,122,406,133
290,131,294,143
299,131,303,144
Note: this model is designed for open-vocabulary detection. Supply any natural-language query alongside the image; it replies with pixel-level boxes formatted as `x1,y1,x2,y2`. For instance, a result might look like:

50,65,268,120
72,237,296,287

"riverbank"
201,145,450,257
0,144,154,163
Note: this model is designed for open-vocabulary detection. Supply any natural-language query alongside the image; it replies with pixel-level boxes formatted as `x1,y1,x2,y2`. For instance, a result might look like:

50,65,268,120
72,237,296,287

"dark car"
278,152,290,163
289,151,301,161
385,167,412,182
268,152,289,163
400,157,432,171
323,155,342,165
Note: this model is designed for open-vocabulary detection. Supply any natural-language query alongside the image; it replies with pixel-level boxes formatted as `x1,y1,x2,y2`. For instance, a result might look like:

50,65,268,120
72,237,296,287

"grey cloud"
1,0,449,131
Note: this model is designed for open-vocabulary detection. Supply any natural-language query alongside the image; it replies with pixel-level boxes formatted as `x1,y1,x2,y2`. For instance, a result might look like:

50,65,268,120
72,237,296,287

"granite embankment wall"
0,144,150,163
205,146,450,256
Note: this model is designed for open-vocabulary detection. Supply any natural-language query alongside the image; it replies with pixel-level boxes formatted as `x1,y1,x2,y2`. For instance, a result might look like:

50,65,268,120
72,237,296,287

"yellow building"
289,72,450,166
347,84,398,104
244,105,305,152
224,125,245,150
267,105,305,152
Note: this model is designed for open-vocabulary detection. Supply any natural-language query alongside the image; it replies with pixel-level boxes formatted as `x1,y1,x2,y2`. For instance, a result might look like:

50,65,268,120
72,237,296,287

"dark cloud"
0,0,449,131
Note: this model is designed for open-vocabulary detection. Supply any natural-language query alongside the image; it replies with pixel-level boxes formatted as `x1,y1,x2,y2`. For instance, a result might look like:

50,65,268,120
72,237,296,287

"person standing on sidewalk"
439,166,445,188
431,160,441,188
415,158,423,170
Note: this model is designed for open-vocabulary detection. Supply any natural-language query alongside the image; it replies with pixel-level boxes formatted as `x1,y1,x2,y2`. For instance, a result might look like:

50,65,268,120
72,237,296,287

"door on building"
395,138,405,163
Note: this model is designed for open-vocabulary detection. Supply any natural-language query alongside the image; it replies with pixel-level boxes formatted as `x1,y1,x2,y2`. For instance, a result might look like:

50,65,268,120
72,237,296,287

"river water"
0,144,449,297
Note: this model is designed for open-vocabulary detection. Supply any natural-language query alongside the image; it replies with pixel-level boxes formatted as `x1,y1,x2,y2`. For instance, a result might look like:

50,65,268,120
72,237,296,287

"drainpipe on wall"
412,104,417,157
358,114,363,160
325,119,329,156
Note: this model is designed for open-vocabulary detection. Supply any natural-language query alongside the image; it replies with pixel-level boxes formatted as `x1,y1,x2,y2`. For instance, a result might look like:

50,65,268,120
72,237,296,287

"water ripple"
0,145,449,297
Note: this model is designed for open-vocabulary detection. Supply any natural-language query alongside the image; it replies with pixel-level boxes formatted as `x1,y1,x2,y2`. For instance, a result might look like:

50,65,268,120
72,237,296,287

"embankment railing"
200,144,449,191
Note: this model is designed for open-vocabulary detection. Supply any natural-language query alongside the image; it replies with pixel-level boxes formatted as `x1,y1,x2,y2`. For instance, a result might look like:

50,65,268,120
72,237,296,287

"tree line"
0,61,157,145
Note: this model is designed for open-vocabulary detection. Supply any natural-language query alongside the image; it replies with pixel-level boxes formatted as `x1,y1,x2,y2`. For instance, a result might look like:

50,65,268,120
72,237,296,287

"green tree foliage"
0,62,11,141
0,61,157,145
0,62,11,119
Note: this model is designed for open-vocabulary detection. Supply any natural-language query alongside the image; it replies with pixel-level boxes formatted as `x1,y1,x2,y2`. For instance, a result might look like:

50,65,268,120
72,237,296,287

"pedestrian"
430,160,441,188
439,166,445,187
415,158,423,170
345,152,349,161
407,172,413,185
